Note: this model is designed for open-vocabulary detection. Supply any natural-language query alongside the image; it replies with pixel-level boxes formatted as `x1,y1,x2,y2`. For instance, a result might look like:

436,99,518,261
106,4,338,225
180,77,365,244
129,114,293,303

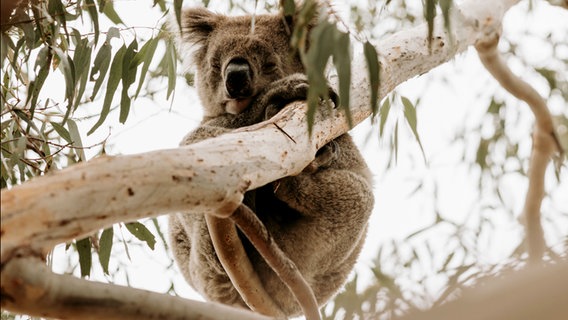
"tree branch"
475,27,563,265
1,255,271,320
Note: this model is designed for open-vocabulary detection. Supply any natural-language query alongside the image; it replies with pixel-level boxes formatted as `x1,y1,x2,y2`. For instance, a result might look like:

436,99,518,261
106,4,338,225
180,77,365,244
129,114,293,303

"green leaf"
90,43,112,100
401,96,426,162
85,0,100,45
379,98,390,137
52,47,77,115
134,37,159,99
26,47,52,119
440,0,453,32
99,227,114,275
1,33,12,65
174,0,183,30
119,40,139,123
67,119,86,161
88,44,127,135
332,29,352,128
394,119,399,164
487,98,503,114
76,237,92,277
304,21,335,133
364,41,380,117
535,67,557,90
125,222,156,250
50,121,72,143
424,0,436,47
282,0,296,16
101,0,124,25
71,38,93,115
165,38,177,100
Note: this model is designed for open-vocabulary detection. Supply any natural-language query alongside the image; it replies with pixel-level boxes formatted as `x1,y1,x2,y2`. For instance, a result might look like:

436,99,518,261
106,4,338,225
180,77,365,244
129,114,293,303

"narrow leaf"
119,40,138,123
90,43,112,100
165,38,177,100
102,1,124,25
364,41,380,117
379,98,390,137
50,121,72,143
401,96,427,162
99,227,114,274
88,44,127,135
26,47,52,119
333,29,352,127
67,119,86,161
125,222,156,250
52,47,76,110
134,37,159,99
84,0,100,45
72,38,93,113
174,0,183,30
76,237,92,277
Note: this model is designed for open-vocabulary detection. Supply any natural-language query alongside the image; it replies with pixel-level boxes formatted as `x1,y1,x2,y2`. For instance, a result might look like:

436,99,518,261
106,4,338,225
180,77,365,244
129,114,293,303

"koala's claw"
303,140,338,173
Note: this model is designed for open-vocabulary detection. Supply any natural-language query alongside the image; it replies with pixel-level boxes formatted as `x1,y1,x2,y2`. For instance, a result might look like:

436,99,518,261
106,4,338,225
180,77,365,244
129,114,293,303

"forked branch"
475,32,563,264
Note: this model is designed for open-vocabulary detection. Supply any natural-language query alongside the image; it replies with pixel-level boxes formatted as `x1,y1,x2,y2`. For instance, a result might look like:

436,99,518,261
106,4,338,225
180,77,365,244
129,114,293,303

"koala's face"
180,8,304,119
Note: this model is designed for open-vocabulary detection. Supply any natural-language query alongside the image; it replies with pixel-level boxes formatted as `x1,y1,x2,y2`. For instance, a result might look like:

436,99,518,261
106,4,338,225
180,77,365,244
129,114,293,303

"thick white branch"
1,0,517,261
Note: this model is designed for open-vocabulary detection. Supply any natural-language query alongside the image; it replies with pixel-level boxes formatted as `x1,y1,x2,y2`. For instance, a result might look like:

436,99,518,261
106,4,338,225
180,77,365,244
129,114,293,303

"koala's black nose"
224,59,253,99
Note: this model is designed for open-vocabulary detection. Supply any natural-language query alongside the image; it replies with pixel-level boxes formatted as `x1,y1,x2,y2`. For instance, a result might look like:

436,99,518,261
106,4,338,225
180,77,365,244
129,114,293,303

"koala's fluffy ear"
180,8,223,46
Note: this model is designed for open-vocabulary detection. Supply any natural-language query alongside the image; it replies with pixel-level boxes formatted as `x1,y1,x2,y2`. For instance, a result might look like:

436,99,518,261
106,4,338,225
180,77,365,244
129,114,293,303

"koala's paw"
261,74,338,120
303,140,338,173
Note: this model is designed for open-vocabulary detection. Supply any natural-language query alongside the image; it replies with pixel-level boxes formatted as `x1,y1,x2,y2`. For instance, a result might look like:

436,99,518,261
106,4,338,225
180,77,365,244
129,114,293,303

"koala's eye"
262,62,278,74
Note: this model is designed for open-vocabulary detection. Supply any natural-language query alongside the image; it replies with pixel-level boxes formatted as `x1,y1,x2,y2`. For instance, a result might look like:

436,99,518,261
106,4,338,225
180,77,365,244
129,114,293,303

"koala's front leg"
258,73,338,120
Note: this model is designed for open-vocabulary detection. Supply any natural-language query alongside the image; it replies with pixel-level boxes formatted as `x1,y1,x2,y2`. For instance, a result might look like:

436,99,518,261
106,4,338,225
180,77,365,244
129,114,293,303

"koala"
168,6,374,317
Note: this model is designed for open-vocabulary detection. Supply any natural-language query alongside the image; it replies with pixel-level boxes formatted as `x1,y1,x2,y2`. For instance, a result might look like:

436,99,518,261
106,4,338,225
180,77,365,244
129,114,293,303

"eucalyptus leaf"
88,44,127,135
119,40,139,123
134,37,159,99
85,0,100,45
99,227,114,275
76,237,92,278
125,222,156,250
364,41,380,117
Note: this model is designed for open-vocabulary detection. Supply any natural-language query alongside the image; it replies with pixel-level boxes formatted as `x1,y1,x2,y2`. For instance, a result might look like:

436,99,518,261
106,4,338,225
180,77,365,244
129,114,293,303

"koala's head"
180,8,304,119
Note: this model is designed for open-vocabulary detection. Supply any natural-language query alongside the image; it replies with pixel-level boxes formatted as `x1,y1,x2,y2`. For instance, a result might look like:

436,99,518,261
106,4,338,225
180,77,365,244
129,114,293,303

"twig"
231,204,321,320
205,214,286,317
475,33,563,265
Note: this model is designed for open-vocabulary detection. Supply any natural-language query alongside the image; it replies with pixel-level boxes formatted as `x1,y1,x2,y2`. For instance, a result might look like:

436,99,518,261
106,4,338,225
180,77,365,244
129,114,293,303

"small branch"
475,32,562,265
231,205,320,320
1,256,272,320
205,214,286,317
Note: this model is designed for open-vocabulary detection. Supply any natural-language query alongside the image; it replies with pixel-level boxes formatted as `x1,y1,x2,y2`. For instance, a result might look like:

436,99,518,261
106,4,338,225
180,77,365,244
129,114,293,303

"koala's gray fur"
169,7,374,316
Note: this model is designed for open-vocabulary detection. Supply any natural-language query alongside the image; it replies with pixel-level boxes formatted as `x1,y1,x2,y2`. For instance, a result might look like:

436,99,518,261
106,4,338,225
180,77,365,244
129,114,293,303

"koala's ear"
180,8,223,45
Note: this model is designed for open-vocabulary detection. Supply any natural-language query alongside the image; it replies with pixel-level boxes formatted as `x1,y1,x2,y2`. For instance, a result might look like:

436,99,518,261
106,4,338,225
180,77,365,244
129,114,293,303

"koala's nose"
224,59,253,99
